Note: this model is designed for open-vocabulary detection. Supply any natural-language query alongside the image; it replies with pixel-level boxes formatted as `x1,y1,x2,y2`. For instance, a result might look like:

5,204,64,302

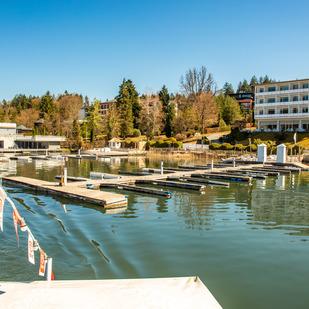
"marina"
0,156,308,309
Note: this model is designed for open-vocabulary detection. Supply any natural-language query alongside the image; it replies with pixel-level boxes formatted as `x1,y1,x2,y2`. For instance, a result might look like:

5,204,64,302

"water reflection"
250,174,309,235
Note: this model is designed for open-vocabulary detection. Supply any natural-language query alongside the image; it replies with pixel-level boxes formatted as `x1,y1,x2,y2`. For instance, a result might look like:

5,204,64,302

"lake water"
0,157,309,309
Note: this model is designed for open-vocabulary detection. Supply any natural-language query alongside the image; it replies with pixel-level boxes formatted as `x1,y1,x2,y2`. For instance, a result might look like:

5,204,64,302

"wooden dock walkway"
2,176,128,208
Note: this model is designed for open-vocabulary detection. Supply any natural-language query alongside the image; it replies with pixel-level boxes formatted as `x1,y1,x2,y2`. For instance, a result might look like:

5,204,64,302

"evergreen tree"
39,91,56,118
216,94,243,125
250,76,258,92
159,85,175,137
11,94,31,113
126,79,141,129
223,82,234,95
116,79,134,138
88,98,101,138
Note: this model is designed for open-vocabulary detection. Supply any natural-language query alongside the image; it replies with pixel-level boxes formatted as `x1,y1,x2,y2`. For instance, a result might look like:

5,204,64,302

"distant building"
15,135,66,150
229,93,254,113
0,123,19,148
255,79,309,131
17,125,33,134
108,138,122,149
99,100,116,117
0,122,66,150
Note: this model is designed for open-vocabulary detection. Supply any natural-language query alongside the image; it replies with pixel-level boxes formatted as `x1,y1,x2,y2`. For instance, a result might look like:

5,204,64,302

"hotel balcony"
255,112,309,120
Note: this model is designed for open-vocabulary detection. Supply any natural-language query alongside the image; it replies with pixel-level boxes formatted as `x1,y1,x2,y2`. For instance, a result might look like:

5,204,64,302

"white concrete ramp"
0,277,222,309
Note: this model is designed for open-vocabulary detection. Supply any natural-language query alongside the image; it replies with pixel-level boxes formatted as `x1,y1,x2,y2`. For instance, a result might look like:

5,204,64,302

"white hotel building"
255,79,309,131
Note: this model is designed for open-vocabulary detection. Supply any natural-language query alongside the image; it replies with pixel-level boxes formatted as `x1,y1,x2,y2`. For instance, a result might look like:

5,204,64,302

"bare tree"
193,93,219,134
180,66,217,97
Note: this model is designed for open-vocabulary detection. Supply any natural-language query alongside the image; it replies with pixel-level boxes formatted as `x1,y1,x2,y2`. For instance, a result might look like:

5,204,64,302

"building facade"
99,100,116,117
255,79,309,131
229,93,254,113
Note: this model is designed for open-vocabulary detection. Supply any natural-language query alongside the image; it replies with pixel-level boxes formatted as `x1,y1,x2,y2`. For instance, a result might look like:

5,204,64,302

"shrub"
173,141,183,148
133,129,141,137
235,144,244,151
146,140,156,150
220,143,234,150
155,140,165,148
209,143,221,150
175,133,186,141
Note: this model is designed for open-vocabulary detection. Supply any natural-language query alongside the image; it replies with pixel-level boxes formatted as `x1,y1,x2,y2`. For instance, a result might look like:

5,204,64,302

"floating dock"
100,183,172,197
136,179,205,191
0,277,222,309
2,176,128,208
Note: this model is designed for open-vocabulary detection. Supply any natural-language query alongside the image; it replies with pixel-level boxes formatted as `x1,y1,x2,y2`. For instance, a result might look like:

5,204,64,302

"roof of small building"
109,138,122,143
17,125,32,130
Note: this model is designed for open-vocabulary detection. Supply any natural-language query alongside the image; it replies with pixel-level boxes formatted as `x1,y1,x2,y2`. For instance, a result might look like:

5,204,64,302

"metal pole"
210,160,213,171
64,168,67,186
233,157,236,168
160,162,163,175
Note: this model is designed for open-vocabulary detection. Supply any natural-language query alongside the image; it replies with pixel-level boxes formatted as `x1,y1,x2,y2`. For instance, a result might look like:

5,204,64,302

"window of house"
259,88,264,93
268,109,275,114
292,84,299,90
303,107,309,113
293,108,298,113
268,98,276,103
293,96,298,101
280,85,289,91
259,99,264,104
259,110,263,115
268,86,276,92
302,95,309,101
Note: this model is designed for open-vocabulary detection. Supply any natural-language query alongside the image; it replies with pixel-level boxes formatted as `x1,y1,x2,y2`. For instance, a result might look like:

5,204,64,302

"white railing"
182,144,209,150
255,113,309,119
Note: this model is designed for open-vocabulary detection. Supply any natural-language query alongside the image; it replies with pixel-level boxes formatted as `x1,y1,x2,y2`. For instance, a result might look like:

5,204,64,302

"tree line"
0,66,274,148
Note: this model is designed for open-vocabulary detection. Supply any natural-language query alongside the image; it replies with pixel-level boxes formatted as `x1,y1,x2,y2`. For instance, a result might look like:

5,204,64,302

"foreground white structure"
0,277,222,309
255,79,309,131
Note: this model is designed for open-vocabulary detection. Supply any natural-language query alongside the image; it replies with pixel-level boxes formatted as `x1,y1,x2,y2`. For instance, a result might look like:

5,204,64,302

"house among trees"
229,93,254,113
99,100,116,117
108,137,122,149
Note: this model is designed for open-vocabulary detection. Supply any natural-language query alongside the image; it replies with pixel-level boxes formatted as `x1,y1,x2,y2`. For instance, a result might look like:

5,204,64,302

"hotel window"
303,107,308,113
293,108,298,113
268,98,275,103
280,97,289,102
302,95,309,101
268,86,276,92
292,84,299,90
280,108,289,114
268,109,275,114
280,85,289,91
293,96,298,101
259,110,263,115
259,88,264,93
302,83,309,89
259,99,264,104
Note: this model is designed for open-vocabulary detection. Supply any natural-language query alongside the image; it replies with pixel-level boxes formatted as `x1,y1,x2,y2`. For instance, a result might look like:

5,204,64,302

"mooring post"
64,168,67,186
161,162,163,175
233,157,236,168
78,149,81,156
210,160,214,171
46,149,48,157
46,257,53,281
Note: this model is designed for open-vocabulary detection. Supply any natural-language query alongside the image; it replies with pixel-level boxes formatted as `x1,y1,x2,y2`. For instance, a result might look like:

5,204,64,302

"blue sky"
1,0,309,102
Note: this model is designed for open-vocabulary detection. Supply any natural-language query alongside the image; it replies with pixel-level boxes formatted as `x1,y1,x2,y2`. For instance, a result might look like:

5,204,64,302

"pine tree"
126,79,141,129
116,79,134,138
159,85,175,137
223,82,234,95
